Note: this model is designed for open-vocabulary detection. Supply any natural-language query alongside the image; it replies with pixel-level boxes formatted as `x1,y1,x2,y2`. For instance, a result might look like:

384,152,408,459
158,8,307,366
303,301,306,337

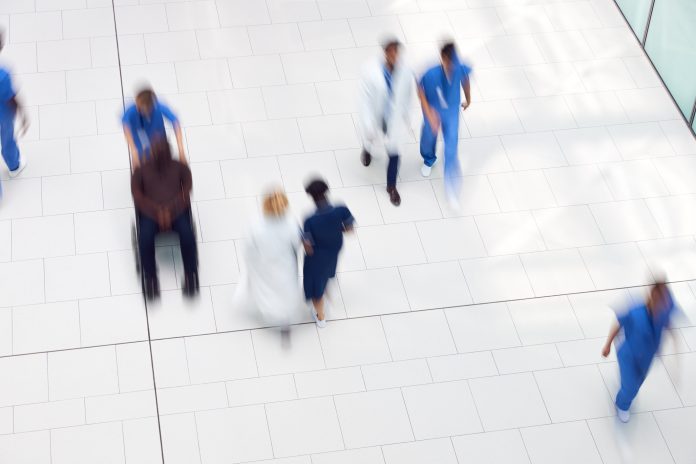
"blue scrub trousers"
420,109,461,194
615,350,647,411
0,111,20,171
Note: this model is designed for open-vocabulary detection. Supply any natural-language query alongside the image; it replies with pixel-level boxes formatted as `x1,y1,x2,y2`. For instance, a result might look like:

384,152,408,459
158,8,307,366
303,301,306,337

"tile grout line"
109,2,166,463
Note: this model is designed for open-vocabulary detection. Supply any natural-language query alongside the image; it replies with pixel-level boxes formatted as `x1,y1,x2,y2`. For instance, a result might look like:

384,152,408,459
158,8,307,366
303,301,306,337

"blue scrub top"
617,301,675,374
0,68,16,117
121,101,179,156
303,204,354,253
419,57,471,115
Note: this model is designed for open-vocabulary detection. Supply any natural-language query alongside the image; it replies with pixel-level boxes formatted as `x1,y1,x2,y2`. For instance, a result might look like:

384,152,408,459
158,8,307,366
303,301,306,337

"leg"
419,117,438,167
0,114,20,171
615,355,644,412
138,215,159,278
312,298,325,321
386,152,399,188
442,113,461,201
171,210,198,277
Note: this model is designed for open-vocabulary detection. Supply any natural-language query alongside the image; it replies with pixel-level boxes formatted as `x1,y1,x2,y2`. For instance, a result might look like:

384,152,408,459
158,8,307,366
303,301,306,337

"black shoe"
143,276,160,301
387,186,401,206
361,149,372,166
183,272,200,298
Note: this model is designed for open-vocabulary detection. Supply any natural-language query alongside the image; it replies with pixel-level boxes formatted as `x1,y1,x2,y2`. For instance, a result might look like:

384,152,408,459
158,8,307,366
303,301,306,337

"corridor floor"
0,0,695,463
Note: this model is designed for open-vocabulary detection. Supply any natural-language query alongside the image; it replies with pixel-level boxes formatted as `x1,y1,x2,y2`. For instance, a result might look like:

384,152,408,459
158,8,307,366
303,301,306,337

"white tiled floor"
0,0,695,462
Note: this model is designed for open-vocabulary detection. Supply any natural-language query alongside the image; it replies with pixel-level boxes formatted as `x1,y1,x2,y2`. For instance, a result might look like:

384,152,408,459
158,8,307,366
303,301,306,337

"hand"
461,100,470,111
303,241,314,256
427,109,440,134
178,149,188,164
601,344,611,358
157,208,172,230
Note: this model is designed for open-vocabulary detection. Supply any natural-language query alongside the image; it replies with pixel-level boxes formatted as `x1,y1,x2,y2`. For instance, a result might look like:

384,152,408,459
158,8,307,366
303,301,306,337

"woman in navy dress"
303,179,354,328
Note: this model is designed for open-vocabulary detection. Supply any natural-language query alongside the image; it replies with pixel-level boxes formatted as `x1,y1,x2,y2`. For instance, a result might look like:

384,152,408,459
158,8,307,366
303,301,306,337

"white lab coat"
358,58,414,156
235,214,304,327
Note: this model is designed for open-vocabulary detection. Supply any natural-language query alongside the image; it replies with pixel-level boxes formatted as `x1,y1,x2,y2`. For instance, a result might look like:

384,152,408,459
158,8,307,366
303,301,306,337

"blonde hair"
262,190,289,217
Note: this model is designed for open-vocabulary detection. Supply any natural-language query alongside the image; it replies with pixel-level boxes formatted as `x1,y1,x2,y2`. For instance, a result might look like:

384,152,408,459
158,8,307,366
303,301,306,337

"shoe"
311,309,327,328
617,407,630,423
361,149,372,167
8,158,27,178
387,186,401,206
421,164,432,177
183,272,200,298
143,276,160,301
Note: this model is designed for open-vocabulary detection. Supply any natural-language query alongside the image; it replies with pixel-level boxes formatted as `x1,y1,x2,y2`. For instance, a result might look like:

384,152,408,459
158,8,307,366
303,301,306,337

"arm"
417,85,439,133
160,104,187,163
167,162,193,216
123,126,140,169
601,321,620,357
461,76,471,110
130,168,160,220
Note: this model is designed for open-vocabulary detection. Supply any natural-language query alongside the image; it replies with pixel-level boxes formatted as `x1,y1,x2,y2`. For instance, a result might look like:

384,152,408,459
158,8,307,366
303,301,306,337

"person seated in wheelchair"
131,139,198,300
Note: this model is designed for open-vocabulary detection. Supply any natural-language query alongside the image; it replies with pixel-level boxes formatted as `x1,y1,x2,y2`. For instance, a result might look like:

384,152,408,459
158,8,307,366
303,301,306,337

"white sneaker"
8,157,27,178
617,407,630,423
311,309,327,328
421,164,432,177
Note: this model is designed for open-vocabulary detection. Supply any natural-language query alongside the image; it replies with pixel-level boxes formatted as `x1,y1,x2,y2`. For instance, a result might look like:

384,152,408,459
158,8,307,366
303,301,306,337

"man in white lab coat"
359,39,414,206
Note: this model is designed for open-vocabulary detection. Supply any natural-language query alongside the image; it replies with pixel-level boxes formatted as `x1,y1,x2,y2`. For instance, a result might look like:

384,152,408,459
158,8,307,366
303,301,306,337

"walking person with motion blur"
122,88,187,168
418,42,472,208
302,179,354,328
0,30,30,193
358,38,414,207
602,280,680,422
237,189,303,343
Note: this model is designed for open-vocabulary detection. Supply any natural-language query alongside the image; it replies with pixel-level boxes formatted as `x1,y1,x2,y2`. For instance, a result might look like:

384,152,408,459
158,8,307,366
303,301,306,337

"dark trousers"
139,210,197,280
387,153,399,188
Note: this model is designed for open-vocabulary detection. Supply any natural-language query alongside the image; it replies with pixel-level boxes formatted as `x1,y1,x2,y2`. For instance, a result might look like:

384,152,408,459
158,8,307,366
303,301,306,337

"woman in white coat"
359,39,414,206
237,190,303,341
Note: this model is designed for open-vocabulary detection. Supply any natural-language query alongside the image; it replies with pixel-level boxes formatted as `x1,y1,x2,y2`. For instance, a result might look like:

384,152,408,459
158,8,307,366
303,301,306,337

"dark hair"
441,42,456,60
136,88,156,107
382,38,401,52
305,179,329,203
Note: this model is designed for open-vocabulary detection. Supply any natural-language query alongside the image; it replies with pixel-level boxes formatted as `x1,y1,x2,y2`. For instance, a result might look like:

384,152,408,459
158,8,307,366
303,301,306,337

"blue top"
419,56,471,115
617,300,675,374
303,204,354,253
0,68,16,116
121,101,179,156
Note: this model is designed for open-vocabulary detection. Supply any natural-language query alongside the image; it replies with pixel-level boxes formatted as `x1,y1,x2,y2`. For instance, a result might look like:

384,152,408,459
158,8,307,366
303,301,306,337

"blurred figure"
358,38,413,207
131,139,198,300
303,179,354,328
240,189,303,341
418,42,472,207
0,30,29,185
602,280,678,422
122,88,186,168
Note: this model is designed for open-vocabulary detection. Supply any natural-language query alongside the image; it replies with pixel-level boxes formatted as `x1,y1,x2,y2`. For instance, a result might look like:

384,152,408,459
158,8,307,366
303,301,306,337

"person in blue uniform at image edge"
302,179,354,328
418,42,472,207
0,30,30,189
122,88,187,168
602,280,679,423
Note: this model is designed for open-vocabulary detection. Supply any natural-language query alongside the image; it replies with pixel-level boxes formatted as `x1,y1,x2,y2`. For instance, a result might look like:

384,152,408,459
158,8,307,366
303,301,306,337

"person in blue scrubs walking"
602,280,678,422
418,42,472,207
0,31,30,187
302,179,354,328
122,88,186,168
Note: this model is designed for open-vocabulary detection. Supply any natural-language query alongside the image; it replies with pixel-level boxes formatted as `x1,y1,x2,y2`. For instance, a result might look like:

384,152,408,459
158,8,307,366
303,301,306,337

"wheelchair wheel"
131,222,141,274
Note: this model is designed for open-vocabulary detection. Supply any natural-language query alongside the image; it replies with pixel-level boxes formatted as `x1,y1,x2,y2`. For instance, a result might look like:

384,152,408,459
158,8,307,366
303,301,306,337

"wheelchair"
131,207,200,300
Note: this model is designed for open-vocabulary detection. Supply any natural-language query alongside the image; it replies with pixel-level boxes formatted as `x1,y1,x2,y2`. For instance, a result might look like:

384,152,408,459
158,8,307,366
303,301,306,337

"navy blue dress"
303,204,354,300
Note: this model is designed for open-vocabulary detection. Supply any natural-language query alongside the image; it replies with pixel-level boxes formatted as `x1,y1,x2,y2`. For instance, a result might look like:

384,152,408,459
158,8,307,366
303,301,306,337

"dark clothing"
303,204,354,300
387,153,399,188
139,210,197,279
131,158,193,221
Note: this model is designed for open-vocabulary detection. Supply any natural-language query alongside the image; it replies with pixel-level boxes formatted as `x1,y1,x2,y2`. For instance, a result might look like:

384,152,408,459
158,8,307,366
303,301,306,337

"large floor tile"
459,255,534,303
521,421,602,464
508,296,584,345
453,429,530,464
588,413,675,464
334,389,414,448
381,310,457,360
338,268,409,317
253,324,325,375
266,397,344,457
469,372,550,431
382,438,458,464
